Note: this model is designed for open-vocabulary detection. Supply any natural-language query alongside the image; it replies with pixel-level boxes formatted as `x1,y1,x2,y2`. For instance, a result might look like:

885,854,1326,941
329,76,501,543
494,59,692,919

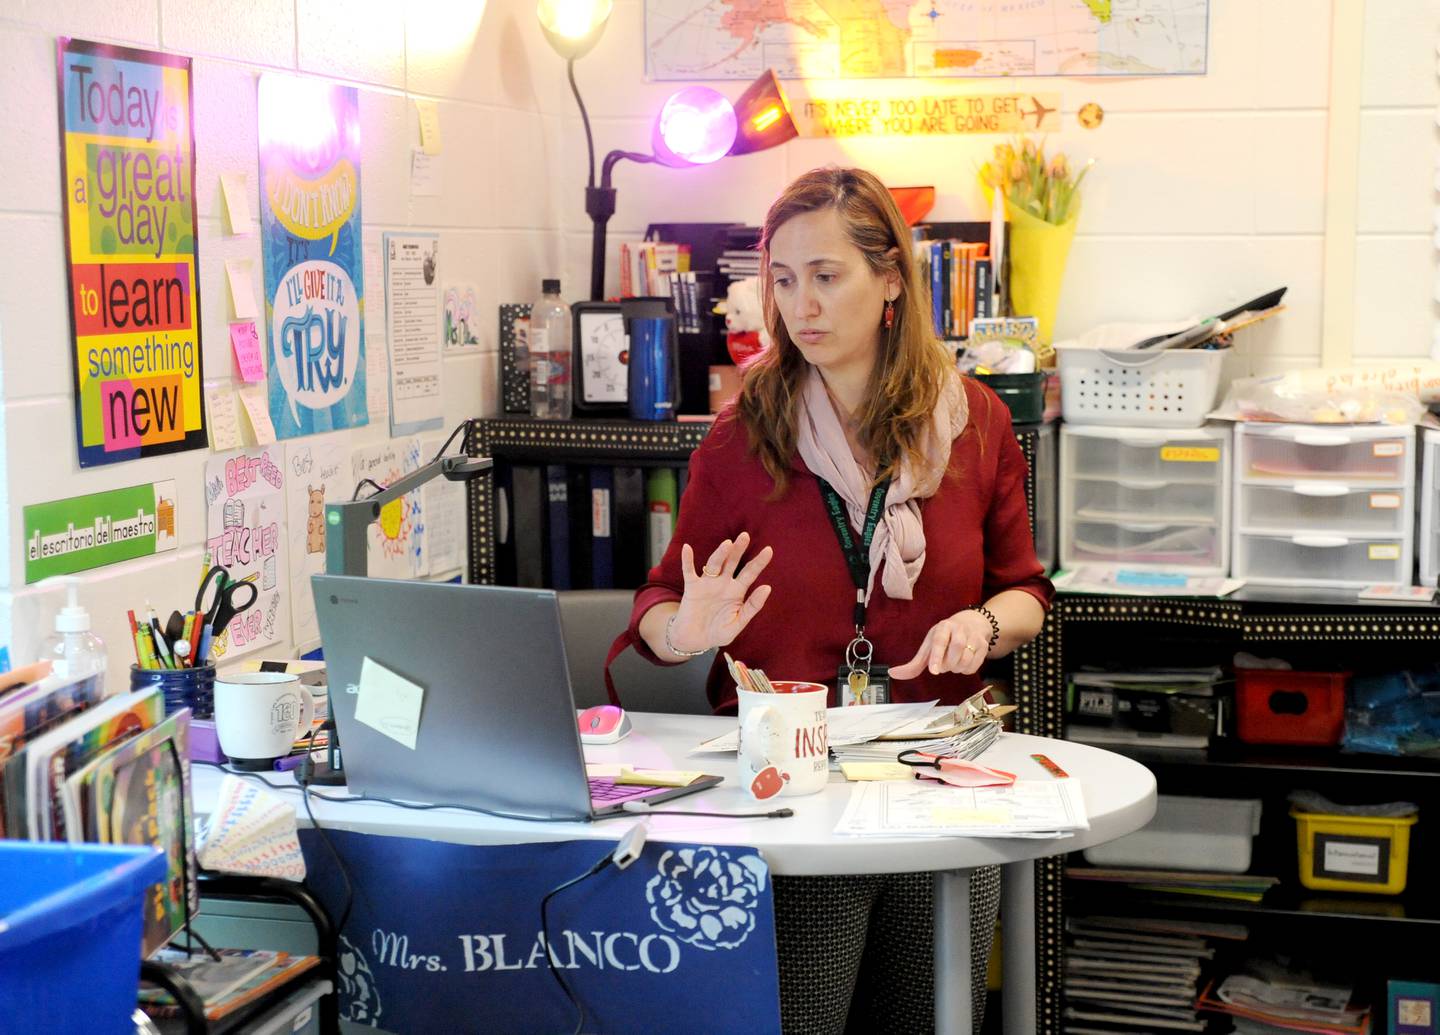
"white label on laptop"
355,657,425,750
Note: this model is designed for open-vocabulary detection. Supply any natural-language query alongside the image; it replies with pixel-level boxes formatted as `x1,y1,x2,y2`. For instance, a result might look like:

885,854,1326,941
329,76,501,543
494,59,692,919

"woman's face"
767,207,895,382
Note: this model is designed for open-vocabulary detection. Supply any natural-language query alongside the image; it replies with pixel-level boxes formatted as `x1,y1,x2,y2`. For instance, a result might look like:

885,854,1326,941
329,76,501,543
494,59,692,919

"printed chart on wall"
284,435,349,651
645,0,1209,79
57,38,206,467
384,233,443,436
351,438,427,580
257,74,368,439
420,435,465,577
204,447,289,660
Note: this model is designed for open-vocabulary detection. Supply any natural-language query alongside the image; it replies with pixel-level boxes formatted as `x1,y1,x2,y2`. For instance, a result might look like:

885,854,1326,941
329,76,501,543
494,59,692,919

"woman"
622,167,1053,1032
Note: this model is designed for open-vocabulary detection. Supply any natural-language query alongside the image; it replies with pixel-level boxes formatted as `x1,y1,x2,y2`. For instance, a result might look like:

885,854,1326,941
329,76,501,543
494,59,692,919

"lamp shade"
728,69,798,157
536,0,612,60
650,87,737,168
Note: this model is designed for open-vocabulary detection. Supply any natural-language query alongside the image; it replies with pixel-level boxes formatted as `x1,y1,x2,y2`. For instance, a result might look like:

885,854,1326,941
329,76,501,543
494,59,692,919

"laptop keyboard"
588,777,661,805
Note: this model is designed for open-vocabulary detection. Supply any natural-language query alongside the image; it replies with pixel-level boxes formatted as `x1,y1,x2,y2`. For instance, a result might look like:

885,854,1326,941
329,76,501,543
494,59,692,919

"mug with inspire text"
214,671,315,770
737,681,829,800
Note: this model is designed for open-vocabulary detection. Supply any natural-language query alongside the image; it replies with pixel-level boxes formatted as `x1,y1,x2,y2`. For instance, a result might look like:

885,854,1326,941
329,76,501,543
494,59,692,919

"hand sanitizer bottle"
41,577,107,680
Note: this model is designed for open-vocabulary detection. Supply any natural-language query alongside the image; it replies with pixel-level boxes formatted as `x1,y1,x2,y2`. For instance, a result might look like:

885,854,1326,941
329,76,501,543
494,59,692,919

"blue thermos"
628,315,680,421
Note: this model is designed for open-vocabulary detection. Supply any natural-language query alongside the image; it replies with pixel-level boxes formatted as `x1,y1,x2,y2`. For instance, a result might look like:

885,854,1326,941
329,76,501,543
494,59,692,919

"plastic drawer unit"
1029,420,1057,573
1421,428,1440,588
1060,423,1231,574
1233,423,1414,587
1082,795,1263,874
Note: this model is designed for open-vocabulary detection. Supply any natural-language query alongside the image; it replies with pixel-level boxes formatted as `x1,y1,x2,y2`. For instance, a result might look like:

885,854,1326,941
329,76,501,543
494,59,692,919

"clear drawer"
1239,426,1410,485
1067,430,1228,485
1235,533,1408,586
1070,521,1221,569
1238,483,1408,535
1073,480,1218,524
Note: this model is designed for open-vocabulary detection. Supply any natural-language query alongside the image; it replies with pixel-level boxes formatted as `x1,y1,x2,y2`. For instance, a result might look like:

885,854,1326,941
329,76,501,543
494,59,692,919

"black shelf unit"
1008,592,1440,1034
465,416,1052,587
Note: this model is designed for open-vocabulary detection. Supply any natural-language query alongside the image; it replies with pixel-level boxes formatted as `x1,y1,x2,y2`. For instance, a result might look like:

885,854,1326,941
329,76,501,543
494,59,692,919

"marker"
1030,753,1068,779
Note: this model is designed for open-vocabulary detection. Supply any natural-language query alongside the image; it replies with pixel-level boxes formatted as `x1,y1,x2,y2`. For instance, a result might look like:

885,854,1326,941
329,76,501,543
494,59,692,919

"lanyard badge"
818,478,891,707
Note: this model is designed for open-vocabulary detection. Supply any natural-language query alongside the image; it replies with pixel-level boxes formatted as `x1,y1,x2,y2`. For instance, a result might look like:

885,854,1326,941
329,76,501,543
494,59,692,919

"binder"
546,465,571,590
509,465,547,588
492,462,517,586
589,466,615,589
567,466,593,590
612,466,648,585
646,468,679,571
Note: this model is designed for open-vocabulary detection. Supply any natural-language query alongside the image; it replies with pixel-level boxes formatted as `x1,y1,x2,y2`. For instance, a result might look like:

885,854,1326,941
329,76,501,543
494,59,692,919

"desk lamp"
325,419,492,577
537,0,798,300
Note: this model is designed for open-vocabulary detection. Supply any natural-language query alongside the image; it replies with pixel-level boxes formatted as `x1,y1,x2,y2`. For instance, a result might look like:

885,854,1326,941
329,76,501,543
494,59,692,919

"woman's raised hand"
667,532,774,654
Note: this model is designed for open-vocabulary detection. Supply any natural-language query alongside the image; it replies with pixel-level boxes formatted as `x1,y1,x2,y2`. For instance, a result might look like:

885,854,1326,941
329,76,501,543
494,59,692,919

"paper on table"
206,384,243,450
236,383,276,444
225,259,257,319
356,656,425,749
218,172,251,234
833,778,1089,838
230,320,265,381
693,700,940,753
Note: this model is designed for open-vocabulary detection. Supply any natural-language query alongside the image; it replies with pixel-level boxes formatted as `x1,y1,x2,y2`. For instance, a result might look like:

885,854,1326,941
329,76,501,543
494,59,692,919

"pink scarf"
795,366,968,602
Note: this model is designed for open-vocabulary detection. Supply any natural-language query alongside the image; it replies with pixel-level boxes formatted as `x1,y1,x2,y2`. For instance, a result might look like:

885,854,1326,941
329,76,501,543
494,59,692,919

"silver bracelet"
665,615,708,657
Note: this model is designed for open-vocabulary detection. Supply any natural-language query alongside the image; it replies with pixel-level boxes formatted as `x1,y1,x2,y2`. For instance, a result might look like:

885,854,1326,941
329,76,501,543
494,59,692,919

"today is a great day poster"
258,74,368,440
56,38,207,468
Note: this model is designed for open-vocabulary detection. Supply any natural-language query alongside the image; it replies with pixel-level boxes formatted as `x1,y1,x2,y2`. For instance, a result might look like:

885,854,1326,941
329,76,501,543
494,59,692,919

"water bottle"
628,314,680,421
530,279,572,419
40,577,107,681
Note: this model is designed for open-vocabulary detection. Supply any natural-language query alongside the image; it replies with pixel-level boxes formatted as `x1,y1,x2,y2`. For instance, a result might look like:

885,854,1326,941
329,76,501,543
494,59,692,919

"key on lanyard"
845,633,873,705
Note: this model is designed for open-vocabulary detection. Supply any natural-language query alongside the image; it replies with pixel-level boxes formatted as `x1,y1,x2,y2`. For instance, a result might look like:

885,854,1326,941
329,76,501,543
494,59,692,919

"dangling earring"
883,299,895,330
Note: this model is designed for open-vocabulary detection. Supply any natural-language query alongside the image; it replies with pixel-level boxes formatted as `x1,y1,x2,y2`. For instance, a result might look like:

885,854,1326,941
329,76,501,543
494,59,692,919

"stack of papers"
692,701,940,753
834,778,1089,838
831,716,1001,765
198,775,306,881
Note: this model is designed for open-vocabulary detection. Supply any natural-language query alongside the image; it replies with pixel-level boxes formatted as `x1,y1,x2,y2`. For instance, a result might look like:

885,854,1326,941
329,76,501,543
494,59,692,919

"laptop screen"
311,575,595,820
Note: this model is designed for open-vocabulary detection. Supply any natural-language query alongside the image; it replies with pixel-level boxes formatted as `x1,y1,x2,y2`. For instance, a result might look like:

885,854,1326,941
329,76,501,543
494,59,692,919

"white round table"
193,712,1156,1034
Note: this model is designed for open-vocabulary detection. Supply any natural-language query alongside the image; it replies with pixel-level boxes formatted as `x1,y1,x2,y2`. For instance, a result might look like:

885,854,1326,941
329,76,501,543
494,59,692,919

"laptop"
311,575,722,820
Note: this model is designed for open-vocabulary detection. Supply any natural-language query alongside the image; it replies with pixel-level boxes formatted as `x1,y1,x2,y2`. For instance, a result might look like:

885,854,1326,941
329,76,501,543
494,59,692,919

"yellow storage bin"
1291,808,1418,895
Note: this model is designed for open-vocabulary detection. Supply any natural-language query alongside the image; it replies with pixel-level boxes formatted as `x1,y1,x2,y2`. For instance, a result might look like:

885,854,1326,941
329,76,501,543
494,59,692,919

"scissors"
195,565,258,638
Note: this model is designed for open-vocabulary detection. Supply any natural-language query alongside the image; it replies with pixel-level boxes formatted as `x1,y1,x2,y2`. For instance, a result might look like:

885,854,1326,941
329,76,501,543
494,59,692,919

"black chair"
556,589,714,714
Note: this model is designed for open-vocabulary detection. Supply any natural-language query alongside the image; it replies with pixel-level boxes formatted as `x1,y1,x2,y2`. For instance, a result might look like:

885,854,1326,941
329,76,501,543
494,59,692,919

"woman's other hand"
889,609,994,679
667,532,774,653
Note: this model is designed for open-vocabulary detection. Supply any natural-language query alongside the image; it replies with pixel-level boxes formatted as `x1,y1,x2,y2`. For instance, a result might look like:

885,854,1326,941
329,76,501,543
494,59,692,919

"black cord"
428,417,478,465
351,477,388,501
540,849,613,1035
620,804,794,819
567,58,595,191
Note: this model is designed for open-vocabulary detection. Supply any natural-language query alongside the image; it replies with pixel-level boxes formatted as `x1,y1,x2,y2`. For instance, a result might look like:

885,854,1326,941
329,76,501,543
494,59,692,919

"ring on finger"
701,565,722,577
962,644,976,654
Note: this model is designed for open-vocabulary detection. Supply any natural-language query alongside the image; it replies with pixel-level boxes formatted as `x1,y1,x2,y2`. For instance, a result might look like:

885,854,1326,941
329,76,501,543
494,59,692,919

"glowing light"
653,87,736,167
750,105,782,132
536,0,612,59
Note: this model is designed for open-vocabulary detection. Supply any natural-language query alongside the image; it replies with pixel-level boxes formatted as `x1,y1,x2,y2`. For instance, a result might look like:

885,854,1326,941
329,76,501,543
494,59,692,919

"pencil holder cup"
130,663,216,719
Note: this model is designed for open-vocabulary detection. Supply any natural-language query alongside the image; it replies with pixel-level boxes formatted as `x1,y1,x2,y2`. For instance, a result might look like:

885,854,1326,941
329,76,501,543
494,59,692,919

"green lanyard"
816,477,891,634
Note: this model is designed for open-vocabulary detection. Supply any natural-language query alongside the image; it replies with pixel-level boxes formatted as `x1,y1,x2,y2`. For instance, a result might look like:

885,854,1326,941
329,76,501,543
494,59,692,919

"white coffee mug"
737,681,829,800
214,671,315,768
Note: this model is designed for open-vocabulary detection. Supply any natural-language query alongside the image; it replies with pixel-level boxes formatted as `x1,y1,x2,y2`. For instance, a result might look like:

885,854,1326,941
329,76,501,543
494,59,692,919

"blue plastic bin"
0,841,166,1034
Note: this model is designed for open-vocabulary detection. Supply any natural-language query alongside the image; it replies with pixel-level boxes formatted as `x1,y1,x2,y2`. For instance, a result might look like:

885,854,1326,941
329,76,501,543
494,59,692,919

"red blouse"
624,377,1054,714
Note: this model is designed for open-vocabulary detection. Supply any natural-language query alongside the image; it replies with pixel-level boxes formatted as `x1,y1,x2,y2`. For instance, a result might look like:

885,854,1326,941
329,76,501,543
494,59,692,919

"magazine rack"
139,874,337,1035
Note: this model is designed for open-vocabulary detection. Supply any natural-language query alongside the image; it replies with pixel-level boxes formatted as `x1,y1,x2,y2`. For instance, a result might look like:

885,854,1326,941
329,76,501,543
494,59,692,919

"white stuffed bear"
724,275,771,363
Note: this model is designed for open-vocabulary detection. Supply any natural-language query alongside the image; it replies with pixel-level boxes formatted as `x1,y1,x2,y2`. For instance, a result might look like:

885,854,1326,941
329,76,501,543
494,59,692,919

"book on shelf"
140,951,323,1021
613,466,648,586
139,948,280,1007
588,466,615,589
646,468,678,570
545,464,571,591
0,671,108,837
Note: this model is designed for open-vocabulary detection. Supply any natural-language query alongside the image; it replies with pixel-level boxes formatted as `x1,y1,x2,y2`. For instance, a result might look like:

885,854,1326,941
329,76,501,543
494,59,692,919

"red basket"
1235,669,1349,746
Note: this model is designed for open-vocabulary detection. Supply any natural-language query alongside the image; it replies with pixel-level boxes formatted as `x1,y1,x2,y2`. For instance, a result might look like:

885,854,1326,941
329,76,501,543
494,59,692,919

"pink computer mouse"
578,704,632,745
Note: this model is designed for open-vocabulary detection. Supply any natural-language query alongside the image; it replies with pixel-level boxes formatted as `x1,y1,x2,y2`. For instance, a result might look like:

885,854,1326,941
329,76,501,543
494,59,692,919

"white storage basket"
1082,795,1263,873
1057,345,1225,428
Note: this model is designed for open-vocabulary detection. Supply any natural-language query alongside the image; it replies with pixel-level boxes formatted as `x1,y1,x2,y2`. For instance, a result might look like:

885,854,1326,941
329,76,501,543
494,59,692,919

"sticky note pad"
415,98,442,155
236,383,276,444
616,767,706,788
225,259,257,319
205,385,242,450
230,320,265,382
356,657,426,750
840,763,914,782
218,172,251,233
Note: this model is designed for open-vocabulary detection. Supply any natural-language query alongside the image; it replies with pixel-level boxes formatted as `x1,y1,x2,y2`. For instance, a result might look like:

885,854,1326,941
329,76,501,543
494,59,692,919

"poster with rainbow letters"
57,38,206,467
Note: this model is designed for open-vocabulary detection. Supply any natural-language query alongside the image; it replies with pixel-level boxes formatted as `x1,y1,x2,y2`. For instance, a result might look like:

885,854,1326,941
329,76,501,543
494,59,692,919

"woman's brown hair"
735,166,955,495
